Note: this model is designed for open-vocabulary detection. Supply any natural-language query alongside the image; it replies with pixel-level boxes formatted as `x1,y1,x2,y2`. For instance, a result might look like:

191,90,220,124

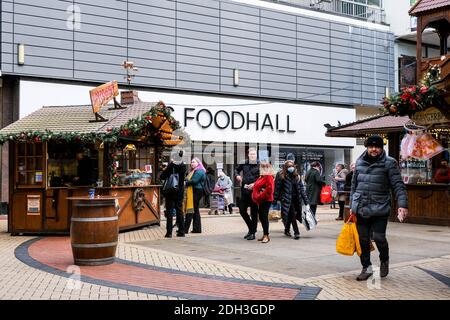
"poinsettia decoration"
382,65,444,116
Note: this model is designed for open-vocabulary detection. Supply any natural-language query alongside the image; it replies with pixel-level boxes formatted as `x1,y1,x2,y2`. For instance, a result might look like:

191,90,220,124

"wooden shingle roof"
409,0,450,15
326,114,409,137
0,101,160,135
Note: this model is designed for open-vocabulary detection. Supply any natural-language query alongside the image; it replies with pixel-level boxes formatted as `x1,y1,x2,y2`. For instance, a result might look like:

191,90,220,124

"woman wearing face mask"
274,160,309,240
214,170,234,214
184,157,206,234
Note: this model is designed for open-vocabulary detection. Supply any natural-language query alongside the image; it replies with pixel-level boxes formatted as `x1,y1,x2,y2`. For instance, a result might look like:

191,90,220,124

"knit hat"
364,135,384,148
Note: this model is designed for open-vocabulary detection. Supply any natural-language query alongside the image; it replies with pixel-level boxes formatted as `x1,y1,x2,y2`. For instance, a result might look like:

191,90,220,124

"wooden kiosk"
326,0,450,227
0,83,184,235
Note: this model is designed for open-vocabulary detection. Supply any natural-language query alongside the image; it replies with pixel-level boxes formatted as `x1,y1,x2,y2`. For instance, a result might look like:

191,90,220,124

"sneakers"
294,234,300,240
164,233,172,238
244,232,252,239
284,230,292,237
380,260,389,278
356,266,373,281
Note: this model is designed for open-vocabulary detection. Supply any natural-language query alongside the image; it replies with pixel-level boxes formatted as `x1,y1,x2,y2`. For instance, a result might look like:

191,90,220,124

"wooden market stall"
326,0,450,227
0,84,184,235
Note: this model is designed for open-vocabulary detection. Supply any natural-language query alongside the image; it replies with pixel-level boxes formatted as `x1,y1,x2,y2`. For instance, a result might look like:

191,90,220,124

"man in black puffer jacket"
350,135,408,281
235,148,260,240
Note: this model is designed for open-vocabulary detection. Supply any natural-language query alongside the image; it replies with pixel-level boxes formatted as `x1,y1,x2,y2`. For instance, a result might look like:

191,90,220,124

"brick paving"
0,206,449,300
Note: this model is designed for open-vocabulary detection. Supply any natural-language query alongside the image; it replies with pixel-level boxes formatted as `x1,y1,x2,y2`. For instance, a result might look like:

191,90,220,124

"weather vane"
121,61,139,85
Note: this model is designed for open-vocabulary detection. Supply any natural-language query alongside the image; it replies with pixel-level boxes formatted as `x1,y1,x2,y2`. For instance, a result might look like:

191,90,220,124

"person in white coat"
215,170,234,214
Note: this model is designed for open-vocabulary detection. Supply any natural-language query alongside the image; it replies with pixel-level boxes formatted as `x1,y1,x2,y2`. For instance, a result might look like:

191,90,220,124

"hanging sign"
89,80,119,114
411,107,450,125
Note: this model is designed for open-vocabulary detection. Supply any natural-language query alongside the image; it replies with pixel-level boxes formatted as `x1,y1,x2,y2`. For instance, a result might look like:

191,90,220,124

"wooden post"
416,16,423,84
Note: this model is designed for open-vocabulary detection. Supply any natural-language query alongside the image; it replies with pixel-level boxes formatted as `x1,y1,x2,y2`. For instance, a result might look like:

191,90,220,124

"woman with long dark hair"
274,160,309,240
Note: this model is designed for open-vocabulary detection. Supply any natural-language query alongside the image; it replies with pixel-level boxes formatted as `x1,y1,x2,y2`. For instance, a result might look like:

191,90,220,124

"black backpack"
161,168,179,196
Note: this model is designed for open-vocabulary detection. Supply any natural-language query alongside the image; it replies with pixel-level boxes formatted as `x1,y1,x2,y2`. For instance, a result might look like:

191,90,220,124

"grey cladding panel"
261,88,296,99
177,55,220,67
220,44,260,58
177,20,219,33
128,30,175,45
261,57,296,69
220,10,259,25
128,2,175,18
261,25,296,39
15,34,73,51
75,32,124,47
129,12,175,28
221,52,260,64
221,35,259,48
220,1,259,16
261,9,296,23
177,1,219,17
221,60,260,73
261,73,296,84
177,46,219,60
298,16,329,29
128,0,175,11
128,21,175,36
177,11,219,26
221,19,259,32
176,80,220,92
221,27,258,41
298,25,329,37
128,40,175,55
178,37,220,51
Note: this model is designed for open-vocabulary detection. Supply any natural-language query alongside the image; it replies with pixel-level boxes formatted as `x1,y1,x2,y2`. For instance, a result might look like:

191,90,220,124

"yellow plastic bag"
351,216,362,257
336,216,357,256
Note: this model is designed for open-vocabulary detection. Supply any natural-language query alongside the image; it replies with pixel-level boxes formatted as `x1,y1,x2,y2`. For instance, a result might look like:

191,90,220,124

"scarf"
183,170,195,215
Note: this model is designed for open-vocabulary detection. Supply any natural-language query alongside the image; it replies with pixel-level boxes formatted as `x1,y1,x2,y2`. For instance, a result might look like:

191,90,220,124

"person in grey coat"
215,170,234,214
350,135,408,281
305,161,326,217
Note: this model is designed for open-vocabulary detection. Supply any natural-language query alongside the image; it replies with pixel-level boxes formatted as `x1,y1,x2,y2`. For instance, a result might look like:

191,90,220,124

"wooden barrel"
70,199,119,266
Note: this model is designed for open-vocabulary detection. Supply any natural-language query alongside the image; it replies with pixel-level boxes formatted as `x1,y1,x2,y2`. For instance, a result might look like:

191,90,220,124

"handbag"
162,168,179,196
320,185,333,203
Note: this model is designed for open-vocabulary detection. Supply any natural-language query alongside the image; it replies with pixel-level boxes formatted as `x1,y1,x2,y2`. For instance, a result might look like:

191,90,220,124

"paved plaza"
0,207,449,300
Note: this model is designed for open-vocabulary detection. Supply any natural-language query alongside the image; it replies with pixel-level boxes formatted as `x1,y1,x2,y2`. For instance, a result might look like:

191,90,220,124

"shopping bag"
350,215,362,257
301,205,317,231
336,215,357,256
320,185,333,204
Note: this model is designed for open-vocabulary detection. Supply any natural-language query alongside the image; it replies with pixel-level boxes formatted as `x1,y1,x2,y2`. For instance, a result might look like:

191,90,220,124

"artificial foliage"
382,65,445,117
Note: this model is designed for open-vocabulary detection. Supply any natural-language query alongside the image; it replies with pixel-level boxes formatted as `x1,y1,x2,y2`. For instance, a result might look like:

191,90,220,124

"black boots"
356,266,373,281
246,233,256,240
380,260,389,278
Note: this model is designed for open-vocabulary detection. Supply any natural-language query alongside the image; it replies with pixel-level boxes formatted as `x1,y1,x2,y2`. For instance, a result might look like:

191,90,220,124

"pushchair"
209,192,225,215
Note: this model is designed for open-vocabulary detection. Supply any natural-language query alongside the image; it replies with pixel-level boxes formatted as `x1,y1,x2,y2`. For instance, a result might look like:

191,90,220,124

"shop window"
16,142,44,187
116,145,155,186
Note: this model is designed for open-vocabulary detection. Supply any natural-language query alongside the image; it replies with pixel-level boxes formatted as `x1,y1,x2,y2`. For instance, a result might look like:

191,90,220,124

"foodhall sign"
89,80,119,114
183,108,296,133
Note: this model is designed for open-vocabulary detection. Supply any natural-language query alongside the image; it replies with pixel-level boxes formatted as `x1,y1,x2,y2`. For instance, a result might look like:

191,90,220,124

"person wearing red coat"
252,162,275,243
434,160,450,184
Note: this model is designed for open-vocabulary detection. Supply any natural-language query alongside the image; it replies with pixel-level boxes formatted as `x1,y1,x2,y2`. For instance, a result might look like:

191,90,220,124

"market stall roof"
0,101,161,135
325,114,409,138
409,0,450,16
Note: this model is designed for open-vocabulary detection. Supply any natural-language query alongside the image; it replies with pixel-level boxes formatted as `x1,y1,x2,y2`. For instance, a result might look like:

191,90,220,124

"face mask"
287,167,295,173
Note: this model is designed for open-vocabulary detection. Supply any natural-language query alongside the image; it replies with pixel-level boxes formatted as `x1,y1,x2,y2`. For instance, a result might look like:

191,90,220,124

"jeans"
258,201,271,236
165,195,184,236
239,192,258,234
184,188,203,233
356,216,389,268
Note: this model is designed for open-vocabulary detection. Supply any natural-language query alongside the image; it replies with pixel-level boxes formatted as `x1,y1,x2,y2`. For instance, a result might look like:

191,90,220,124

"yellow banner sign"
89,81,119,114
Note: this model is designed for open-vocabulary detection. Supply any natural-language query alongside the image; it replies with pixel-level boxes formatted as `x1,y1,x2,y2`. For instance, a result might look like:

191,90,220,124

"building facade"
0,0,395,204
